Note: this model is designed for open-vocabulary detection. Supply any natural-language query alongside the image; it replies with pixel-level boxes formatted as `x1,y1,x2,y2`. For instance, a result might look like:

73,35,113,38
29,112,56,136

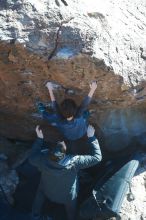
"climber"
37,81,97,143
29,125,102,220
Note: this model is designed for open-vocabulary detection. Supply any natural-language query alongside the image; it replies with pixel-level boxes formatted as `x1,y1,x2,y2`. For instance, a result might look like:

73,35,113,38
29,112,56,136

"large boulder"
0,0,146,151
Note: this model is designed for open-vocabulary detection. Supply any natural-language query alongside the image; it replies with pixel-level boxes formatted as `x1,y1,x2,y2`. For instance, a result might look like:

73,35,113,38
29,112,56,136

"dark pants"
64,198,77,220
32,188,45,220
32,187,77,220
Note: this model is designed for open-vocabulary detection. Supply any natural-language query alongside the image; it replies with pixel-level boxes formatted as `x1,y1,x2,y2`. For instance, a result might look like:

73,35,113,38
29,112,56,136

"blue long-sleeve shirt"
42,96,92,140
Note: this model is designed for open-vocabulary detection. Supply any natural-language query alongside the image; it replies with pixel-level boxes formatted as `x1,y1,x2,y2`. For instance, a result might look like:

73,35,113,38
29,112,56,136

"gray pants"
32,187,77,220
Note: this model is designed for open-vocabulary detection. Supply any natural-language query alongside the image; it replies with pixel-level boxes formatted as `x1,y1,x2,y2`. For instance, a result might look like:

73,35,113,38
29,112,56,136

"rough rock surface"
0,0,146,84
121,174,146,220
0,0,146,144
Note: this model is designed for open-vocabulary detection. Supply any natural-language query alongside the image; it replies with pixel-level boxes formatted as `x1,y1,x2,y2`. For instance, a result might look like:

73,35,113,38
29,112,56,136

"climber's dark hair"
60,99,77,118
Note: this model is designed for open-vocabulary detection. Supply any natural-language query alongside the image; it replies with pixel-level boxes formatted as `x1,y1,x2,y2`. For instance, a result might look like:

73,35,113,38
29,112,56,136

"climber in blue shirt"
38,81,97,141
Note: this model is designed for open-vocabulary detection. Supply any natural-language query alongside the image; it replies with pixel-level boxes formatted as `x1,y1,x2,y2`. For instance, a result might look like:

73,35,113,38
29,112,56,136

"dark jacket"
29,136,102,204
42,96,91,140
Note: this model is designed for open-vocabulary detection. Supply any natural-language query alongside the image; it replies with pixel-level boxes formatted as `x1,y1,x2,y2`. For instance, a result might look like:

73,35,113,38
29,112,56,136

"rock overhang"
0,0,146,150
